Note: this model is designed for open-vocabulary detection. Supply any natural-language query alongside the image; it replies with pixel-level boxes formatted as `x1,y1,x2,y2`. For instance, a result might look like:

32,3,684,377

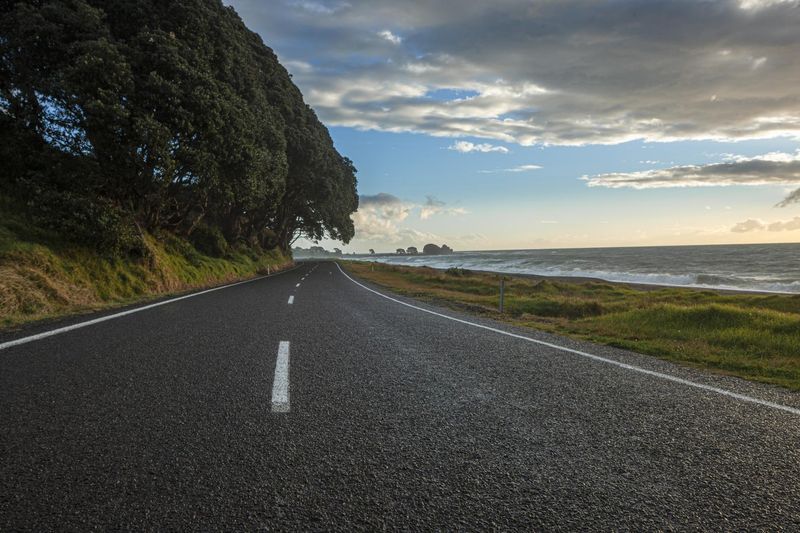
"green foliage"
15,177,144,255
0,0,357,254
189,223,228,257
445,267,471,277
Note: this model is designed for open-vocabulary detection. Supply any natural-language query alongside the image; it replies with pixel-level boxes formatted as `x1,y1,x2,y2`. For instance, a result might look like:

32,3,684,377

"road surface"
1,261,799,530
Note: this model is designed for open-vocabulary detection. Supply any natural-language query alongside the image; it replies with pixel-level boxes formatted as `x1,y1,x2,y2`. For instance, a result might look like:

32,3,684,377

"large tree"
0,0,357,252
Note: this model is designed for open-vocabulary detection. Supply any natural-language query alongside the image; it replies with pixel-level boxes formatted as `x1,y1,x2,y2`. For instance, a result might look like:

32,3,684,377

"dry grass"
0,209,292,328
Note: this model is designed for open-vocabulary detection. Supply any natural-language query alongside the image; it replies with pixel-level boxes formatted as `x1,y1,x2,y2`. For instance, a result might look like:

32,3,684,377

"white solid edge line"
0,265,301,352
288,296,295,305
272,341,290,413
335,263,800,416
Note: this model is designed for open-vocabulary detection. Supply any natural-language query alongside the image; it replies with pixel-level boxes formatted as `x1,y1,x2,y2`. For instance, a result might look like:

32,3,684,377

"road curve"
1,260,799,530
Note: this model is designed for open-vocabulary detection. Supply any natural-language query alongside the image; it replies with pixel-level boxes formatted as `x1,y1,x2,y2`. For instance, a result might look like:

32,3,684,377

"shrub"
16,178,143,256
189,223,229,257
517,298,606,319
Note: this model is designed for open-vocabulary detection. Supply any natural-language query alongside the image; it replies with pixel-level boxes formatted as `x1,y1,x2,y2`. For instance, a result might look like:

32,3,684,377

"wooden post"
499,278,505,313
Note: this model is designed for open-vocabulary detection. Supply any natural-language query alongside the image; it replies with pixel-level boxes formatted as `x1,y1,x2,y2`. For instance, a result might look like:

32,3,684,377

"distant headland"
293,243,454,258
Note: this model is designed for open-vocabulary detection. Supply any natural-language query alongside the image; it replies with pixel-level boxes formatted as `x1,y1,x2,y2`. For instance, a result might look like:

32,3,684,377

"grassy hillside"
343,261,800,391
0,205,292,328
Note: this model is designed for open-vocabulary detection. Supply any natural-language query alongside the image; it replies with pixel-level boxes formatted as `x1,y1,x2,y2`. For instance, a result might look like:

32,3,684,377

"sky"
227,0,800,253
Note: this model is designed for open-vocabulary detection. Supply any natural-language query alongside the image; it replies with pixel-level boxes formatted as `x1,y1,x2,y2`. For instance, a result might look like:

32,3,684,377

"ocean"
354,243,800,294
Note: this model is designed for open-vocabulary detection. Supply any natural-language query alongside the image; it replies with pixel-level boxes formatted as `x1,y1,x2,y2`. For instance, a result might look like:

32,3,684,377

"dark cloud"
359,192,404,207
776,187,800,206
584,153,800,199
229,0,800,145
424,196,444,208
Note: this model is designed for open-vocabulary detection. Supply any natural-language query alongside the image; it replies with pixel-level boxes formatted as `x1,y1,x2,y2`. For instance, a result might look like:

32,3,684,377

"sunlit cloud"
480,164,542,173
286,0,349,15
351,193,413,241
284,60,313,73
377,30,402,44
351,193,465,241
732,217,800,232
738,0,799,10
448,141,509,154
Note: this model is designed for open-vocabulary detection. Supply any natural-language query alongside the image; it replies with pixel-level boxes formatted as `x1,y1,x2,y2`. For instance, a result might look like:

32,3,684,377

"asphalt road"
2,261,799,530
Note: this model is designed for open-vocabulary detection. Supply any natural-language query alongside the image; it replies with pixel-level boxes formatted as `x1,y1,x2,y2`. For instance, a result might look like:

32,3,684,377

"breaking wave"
351,243,800,294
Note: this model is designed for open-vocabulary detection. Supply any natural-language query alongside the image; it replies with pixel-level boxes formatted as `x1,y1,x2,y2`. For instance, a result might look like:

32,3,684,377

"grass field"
0,206,292,328
343,261,800,391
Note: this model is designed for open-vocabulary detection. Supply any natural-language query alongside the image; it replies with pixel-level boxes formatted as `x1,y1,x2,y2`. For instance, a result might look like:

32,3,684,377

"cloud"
359,192,404,207
731,219,765,233
231,0,800,146
395,227,442,244
419,196,468,219
458,232,487,241
584,151,800,204
352,193,414,240
480,164,542,173
731,216,800,232
768,217,800,231
351,193,465,241
448,141,509,153
286,0,349,14
284,60,313,73
777,188,800,207
738,0,799,10
377,30,402,44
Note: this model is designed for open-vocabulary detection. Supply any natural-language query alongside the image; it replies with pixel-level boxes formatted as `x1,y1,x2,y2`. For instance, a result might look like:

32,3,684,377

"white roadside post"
499,277,505,313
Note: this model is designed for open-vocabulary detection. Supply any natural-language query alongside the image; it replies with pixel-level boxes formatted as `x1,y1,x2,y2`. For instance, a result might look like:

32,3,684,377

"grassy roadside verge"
0,209,292,329
342,261,800,391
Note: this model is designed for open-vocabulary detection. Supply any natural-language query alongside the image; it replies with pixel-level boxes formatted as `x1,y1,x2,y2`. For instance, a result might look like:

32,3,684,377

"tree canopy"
0,0,358,254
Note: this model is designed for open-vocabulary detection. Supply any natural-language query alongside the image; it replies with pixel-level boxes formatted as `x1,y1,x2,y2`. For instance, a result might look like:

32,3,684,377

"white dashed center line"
272,341,290,413
288,296,294,305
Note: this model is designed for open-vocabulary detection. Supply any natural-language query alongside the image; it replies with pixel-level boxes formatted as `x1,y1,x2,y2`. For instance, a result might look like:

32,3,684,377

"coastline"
340,242,800,295
463,267,790,296
345,257,793,296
